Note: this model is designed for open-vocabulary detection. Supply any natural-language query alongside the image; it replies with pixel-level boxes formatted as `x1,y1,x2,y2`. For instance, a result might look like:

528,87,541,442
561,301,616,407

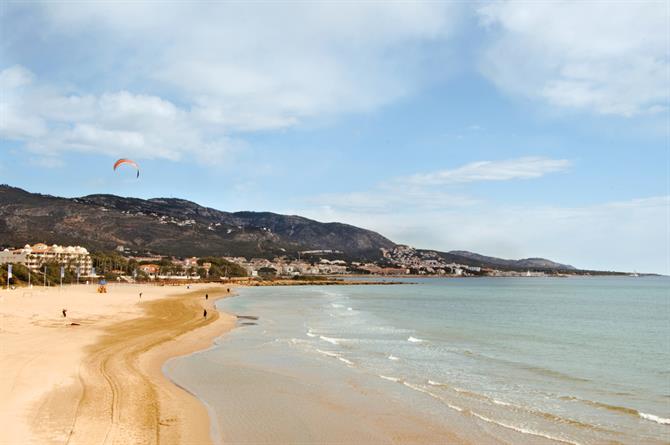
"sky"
0,1,668,273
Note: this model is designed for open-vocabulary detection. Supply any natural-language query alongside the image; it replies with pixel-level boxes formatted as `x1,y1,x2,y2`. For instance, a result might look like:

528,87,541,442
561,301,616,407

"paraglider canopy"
113,158,140,178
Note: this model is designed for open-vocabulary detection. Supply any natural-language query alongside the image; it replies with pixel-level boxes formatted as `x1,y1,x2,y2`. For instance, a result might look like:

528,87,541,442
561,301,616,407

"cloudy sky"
0,1,668,273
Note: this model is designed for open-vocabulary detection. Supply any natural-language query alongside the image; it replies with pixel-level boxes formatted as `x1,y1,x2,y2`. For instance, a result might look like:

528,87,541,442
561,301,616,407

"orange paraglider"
113,158,140,178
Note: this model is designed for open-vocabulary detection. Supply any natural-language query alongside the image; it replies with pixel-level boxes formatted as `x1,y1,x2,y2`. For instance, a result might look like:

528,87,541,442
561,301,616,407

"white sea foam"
492,399,513,407
320,335,343,345
347,307,353,311
403,381,431,394
639,412,670,425
288,338,312,347
315,348,354,366
403,382,463,412
469,412,582,445
330,303,344,308
407,336,424,343
427,381,513,408
306,330,317,338
379,375,402,383
315,349,340,358
338,357,354,366
387,355,400,361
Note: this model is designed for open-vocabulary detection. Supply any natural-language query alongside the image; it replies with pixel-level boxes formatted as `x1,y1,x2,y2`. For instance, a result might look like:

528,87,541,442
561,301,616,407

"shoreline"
0,283,236,445
164,280,670,445
164,285,473,445
133,285,237,445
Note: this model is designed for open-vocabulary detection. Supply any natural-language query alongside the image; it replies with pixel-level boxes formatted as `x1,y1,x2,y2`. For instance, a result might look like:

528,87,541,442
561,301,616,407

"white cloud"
0,66,47,139
0,65,33,88
1,3,465,162
30,2,463,131
0,66,237,164
308,157,568,213
477,1,669,116
405,157,570,186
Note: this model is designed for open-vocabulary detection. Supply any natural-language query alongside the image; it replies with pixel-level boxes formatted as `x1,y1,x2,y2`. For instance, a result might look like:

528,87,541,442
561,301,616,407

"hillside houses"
0,240,517,282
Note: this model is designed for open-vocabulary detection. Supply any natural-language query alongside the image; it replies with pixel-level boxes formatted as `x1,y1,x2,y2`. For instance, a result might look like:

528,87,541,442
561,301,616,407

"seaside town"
0,242,551,286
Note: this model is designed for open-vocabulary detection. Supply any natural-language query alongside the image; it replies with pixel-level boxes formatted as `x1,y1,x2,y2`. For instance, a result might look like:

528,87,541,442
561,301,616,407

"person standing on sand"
139,292,142,299
205,293,208,300
203,309,207,318
62,309,67,317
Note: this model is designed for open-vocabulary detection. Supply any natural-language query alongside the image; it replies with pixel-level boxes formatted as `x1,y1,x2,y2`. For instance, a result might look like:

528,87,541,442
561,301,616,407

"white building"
0,249,28,265
0,243,93,275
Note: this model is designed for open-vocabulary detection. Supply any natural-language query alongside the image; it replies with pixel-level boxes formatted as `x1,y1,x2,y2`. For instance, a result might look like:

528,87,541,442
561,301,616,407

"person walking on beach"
203,309,208,318
227,288,230,293
139,292,143,299
62,309,67,318
205,293,208,300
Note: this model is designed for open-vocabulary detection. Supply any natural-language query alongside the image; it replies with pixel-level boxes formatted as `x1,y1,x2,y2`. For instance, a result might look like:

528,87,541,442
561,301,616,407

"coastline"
0,283,235,445
4,277,665,444
131,285,237,445
164,285,473,445
164,278,670,445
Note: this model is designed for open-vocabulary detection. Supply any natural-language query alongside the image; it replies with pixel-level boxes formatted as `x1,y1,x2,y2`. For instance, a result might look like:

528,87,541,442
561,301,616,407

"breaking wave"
560,396,670,425
379,375,402,383
639,412,670,425
320,335,344,345
469,412,583,445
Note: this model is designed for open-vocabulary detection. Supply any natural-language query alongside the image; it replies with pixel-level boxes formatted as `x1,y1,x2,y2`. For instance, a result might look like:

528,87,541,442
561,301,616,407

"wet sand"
169,360,470,445
166,285,584,445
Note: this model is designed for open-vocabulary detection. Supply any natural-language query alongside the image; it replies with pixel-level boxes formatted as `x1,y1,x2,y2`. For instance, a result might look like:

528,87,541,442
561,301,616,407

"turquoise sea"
166,277,670,444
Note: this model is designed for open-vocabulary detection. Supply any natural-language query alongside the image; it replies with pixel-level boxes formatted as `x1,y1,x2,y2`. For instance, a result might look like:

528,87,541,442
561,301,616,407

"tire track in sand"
60,288,223,445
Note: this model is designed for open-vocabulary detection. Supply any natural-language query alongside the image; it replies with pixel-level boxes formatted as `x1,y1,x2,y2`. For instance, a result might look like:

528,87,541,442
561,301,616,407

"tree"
208,263,223,279
197,257,247,277
258,266,277,278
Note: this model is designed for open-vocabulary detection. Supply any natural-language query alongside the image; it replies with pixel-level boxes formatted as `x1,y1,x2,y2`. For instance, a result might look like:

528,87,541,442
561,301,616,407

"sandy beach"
0,283,235,445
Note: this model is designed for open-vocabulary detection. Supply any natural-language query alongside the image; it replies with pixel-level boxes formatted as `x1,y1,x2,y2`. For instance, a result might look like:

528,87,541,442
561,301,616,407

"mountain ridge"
1,184,577,271
0,185,394,259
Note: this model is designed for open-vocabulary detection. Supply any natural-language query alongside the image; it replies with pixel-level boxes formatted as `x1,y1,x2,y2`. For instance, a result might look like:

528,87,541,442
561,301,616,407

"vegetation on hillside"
0,262,80,287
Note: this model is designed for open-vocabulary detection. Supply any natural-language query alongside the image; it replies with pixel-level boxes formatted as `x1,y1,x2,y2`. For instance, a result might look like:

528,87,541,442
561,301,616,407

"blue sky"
0,2,668,273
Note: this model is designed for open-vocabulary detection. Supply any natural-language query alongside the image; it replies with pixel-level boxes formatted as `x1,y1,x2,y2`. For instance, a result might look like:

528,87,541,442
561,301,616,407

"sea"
165,277,670,444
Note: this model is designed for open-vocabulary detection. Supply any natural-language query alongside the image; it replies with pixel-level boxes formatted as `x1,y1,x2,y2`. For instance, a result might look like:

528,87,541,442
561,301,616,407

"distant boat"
629,271,640,277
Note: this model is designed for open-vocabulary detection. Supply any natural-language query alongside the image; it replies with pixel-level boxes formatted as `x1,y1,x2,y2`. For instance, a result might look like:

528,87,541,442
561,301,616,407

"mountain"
0,185,578,271
0,185,395,259
440,250,575,271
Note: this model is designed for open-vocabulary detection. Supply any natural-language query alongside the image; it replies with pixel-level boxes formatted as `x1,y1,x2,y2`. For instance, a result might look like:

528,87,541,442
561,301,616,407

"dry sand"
0,282,235,445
